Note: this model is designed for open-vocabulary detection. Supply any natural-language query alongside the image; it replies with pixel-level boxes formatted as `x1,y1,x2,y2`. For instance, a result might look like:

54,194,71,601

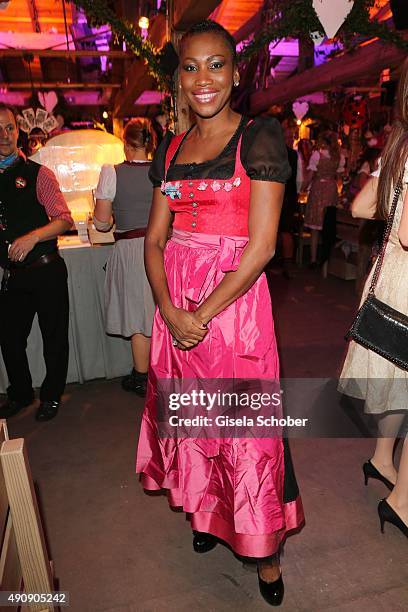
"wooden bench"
0,420,56,612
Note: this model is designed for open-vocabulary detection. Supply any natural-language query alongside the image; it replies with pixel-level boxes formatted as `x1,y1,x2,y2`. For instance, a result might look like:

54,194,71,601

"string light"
102,111,108,119
138,16,149,30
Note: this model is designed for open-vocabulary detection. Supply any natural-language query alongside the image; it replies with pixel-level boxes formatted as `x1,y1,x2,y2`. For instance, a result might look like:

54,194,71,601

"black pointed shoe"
258,568,284,606
378,499,408,538
192,531,218,553
35,400,59,422
0,398,33,419
363,460,394,491
121,369,148,397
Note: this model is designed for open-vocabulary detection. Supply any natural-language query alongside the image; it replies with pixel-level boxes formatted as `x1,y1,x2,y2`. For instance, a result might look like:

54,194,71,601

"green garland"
70,0,169,90
239,0,408,61
71,0,407,92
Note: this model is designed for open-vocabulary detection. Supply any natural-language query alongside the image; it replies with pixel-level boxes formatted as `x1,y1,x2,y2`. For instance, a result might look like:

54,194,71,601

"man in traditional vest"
0,103,73,421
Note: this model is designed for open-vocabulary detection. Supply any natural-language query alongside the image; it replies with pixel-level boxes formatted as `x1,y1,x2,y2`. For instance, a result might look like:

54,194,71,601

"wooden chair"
0,420,56,612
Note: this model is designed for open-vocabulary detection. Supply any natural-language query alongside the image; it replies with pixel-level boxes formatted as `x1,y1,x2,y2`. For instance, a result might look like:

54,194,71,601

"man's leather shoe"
0,398,33,419
36,400,59,422
192,531,218,553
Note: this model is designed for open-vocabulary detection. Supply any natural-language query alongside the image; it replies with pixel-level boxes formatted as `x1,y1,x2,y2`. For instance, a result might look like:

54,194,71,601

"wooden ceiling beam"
0,16,70,25
233,9,262,43
26,0,41,33
5,82,121,89
250,38,407,113
0,50,133,59
112,12,167,117
172,0,223,30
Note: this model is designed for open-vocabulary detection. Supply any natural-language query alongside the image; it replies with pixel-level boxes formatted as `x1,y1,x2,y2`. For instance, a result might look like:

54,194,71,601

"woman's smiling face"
180,32,238,119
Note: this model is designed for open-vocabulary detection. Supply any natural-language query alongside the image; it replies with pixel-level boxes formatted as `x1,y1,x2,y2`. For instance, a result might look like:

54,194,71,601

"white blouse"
95,161,149,200
95,164,116,201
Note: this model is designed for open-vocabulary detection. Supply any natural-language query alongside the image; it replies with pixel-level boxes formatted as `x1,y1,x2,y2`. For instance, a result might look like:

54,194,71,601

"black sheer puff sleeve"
148,131,173,187
241,117,291,183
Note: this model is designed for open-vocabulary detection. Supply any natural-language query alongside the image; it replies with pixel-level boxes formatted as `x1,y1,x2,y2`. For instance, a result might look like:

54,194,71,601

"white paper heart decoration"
38,91,58,113
292,101,309,121
310,31,325,46
312,0,354,40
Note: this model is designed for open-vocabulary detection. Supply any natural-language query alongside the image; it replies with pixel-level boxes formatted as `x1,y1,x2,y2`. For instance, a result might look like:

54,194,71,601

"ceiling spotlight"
102,111,109,119
138,16,149,30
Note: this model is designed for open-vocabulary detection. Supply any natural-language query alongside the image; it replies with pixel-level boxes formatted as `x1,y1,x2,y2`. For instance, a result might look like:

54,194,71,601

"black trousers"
0,257,69,402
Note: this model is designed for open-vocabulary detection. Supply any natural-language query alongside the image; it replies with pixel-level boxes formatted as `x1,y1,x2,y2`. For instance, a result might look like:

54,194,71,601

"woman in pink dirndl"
136,20,304,606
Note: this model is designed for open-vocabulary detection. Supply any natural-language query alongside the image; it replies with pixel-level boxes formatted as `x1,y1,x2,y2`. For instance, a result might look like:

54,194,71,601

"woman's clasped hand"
160,305,208,349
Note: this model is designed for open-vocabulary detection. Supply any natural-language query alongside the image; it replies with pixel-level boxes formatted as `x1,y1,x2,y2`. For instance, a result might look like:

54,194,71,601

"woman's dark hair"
179,19,237,63
359,146,381,173
318,130,340,164
377,57,408,219
123,117,157,158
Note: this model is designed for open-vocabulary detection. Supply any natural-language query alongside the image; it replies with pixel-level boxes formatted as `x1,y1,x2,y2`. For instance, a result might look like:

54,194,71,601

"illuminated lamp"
138,16,149,30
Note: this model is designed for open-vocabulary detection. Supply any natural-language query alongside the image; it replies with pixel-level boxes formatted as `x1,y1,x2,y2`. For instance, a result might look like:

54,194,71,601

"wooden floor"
5,266,408,611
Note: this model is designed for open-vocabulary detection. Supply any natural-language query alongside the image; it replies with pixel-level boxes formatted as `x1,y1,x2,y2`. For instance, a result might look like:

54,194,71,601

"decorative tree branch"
71,0,408,92
239,0,408,62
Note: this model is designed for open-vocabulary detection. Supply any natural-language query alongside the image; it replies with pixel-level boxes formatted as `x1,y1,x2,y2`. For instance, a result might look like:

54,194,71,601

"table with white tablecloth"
0,243,134,394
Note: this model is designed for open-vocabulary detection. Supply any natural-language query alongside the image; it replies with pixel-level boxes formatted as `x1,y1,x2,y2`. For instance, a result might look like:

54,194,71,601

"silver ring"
19,253,24,261
172,338,178,346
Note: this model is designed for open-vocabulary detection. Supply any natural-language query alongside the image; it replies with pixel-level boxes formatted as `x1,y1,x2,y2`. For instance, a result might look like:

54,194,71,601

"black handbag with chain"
346,177,408,371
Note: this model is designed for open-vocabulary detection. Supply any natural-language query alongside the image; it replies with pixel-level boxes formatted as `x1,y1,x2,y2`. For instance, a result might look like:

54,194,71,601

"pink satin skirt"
136,230,304,557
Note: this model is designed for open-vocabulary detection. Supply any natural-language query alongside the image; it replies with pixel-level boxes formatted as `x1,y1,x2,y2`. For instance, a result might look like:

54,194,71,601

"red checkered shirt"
36,165,74,227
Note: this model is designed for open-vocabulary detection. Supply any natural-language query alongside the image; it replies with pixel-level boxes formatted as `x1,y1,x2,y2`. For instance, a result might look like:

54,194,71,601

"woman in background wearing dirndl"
136,20,304,606
339,59,408,539
94,119,156,397
304,131,345,268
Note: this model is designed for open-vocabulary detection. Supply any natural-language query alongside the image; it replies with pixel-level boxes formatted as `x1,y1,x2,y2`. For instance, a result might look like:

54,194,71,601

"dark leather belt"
10,251,61,271
114,228,146,241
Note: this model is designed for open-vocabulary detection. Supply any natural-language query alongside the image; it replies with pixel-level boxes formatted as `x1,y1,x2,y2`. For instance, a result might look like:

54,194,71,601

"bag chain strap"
368,177,403,295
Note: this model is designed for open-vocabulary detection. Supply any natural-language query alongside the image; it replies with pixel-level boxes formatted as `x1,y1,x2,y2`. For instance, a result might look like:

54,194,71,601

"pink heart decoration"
292,101,309,120
38,91,58,113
